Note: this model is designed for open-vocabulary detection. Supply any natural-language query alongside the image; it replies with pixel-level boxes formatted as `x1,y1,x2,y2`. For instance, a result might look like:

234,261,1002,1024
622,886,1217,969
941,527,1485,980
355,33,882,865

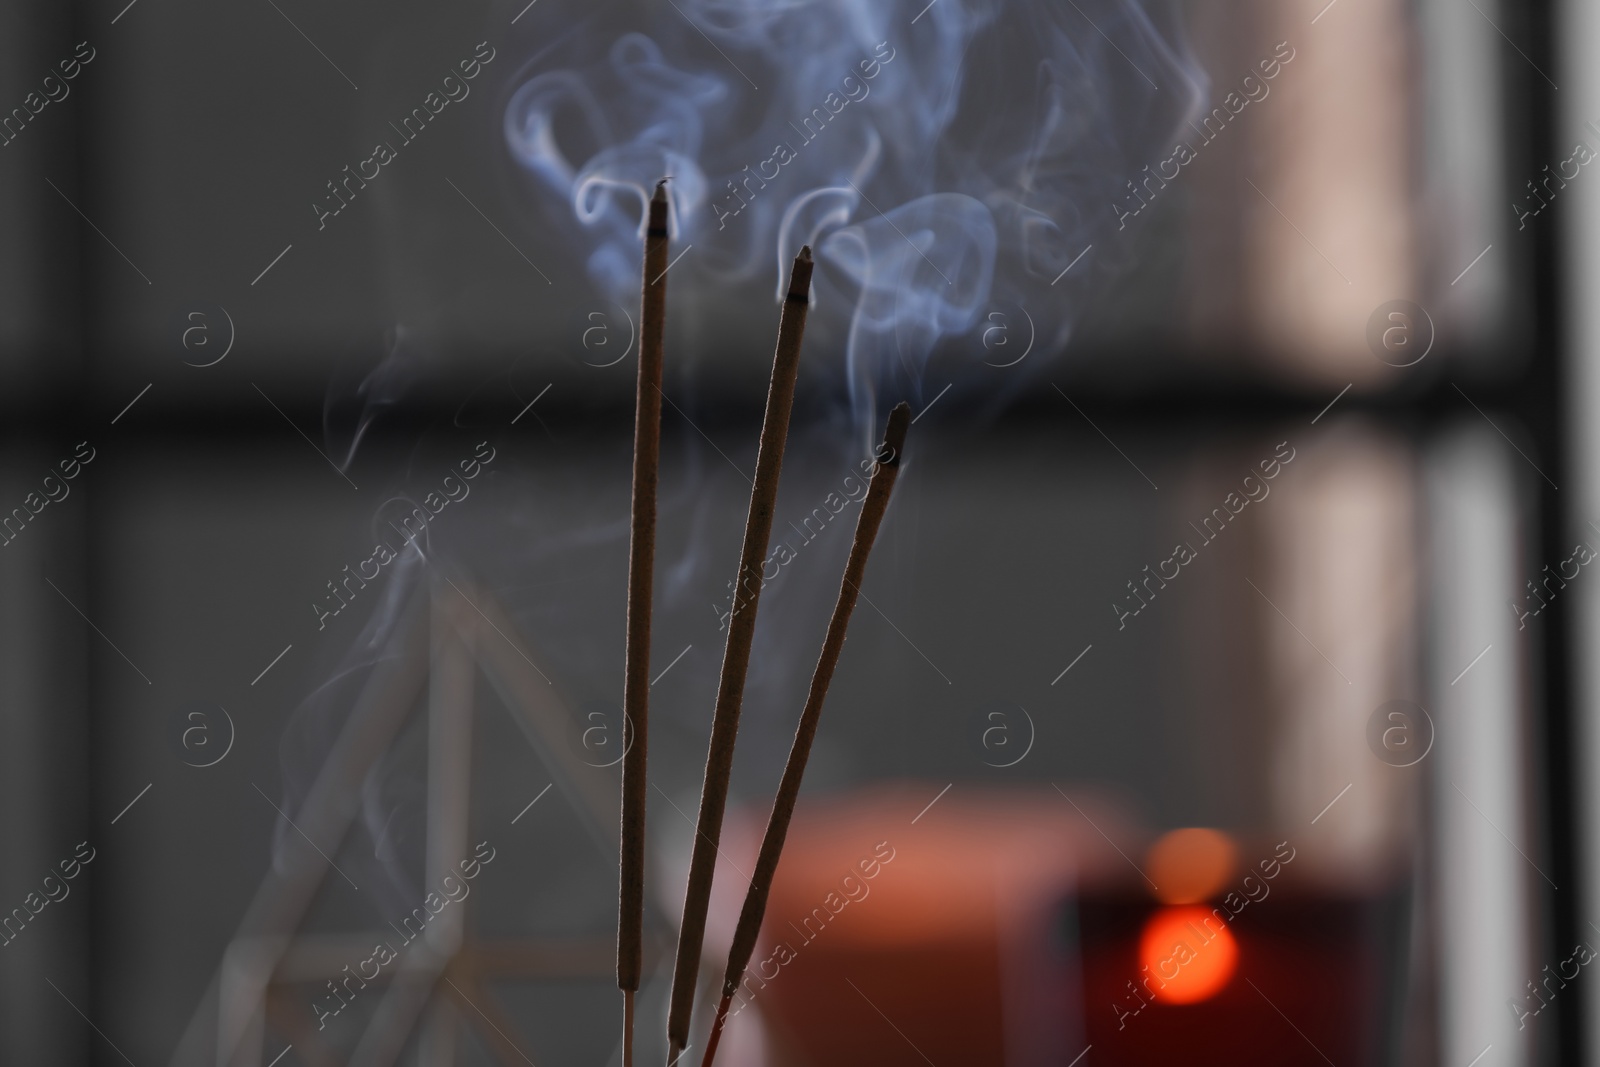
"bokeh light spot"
1138,904,1239,1005
1146,827,1238,904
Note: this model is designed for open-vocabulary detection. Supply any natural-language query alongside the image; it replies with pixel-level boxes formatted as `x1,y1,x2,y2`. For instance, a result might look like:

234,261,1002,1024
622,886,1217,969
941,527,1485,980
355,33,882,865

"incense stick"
620,180,670,1067
665,246,814,1062
699,403,910,1067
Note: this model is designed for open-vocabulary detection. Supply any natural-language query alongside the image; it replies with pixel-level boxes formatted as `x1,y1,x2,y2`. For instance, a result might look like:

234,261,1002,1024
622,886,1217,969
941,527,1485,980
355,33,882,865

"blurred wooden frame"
174,573,647,1067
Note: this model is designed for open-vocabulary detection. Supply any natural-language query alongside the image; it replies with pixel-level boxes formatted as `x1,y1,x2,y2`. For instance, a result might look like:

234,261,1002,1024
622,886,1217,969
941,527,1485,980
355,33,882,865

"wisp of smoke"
504,0,1204,436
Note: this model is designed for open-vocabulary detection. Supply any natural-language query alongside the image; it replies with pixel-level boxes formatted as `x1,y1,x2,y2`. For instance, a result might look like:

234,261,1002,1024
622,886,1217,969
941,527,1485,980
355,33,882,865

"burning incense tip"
648,181,669,231
786,246,813,302
883,401,911,465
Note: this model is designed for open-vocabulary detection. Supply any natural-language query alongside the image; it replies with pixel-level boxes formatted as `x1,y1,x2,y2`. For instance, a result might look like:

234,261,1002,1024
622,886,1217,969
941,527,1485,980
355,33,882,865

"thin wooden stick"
666,246,815,1061
621,180,670,1067
700,993,734,1067
624,989,637,1067
699,403,910,1067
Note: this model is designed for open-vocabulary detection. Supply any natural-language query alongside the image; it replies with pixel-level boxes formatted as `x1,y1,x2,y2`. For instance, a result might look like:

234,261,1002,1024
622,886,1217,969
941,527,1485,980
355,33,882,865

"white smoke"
504,0,1205,436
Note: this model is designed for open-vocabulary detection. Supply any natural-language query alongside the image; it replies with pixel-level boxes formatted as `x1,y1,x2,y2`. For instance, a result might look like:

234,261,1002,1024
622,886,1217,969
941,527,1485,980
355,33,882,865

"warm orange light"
1146,827,1237,905
1138,905,1239,1004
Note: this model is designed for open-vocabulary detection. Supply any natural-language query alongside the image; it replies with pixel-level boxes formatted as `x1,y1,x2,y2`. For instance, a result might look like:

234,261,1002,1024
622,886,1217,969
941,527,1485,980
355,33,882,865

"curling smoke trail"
505,0,1205,438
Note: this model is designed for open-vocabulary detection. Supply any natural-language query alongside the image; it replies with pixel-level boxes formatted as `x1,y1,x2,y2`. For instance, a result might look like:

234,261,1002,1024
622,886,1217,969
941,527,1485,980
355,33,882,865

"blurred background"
0,0,1596,1063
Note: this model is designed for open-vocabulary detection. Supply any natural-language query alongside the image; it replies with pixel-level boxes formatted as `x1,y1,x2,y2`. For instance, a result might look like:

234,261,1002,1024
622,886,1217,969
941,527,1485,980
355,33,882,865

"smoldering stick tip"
648,184,670,233
786,246,815,300
883,402,911,464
